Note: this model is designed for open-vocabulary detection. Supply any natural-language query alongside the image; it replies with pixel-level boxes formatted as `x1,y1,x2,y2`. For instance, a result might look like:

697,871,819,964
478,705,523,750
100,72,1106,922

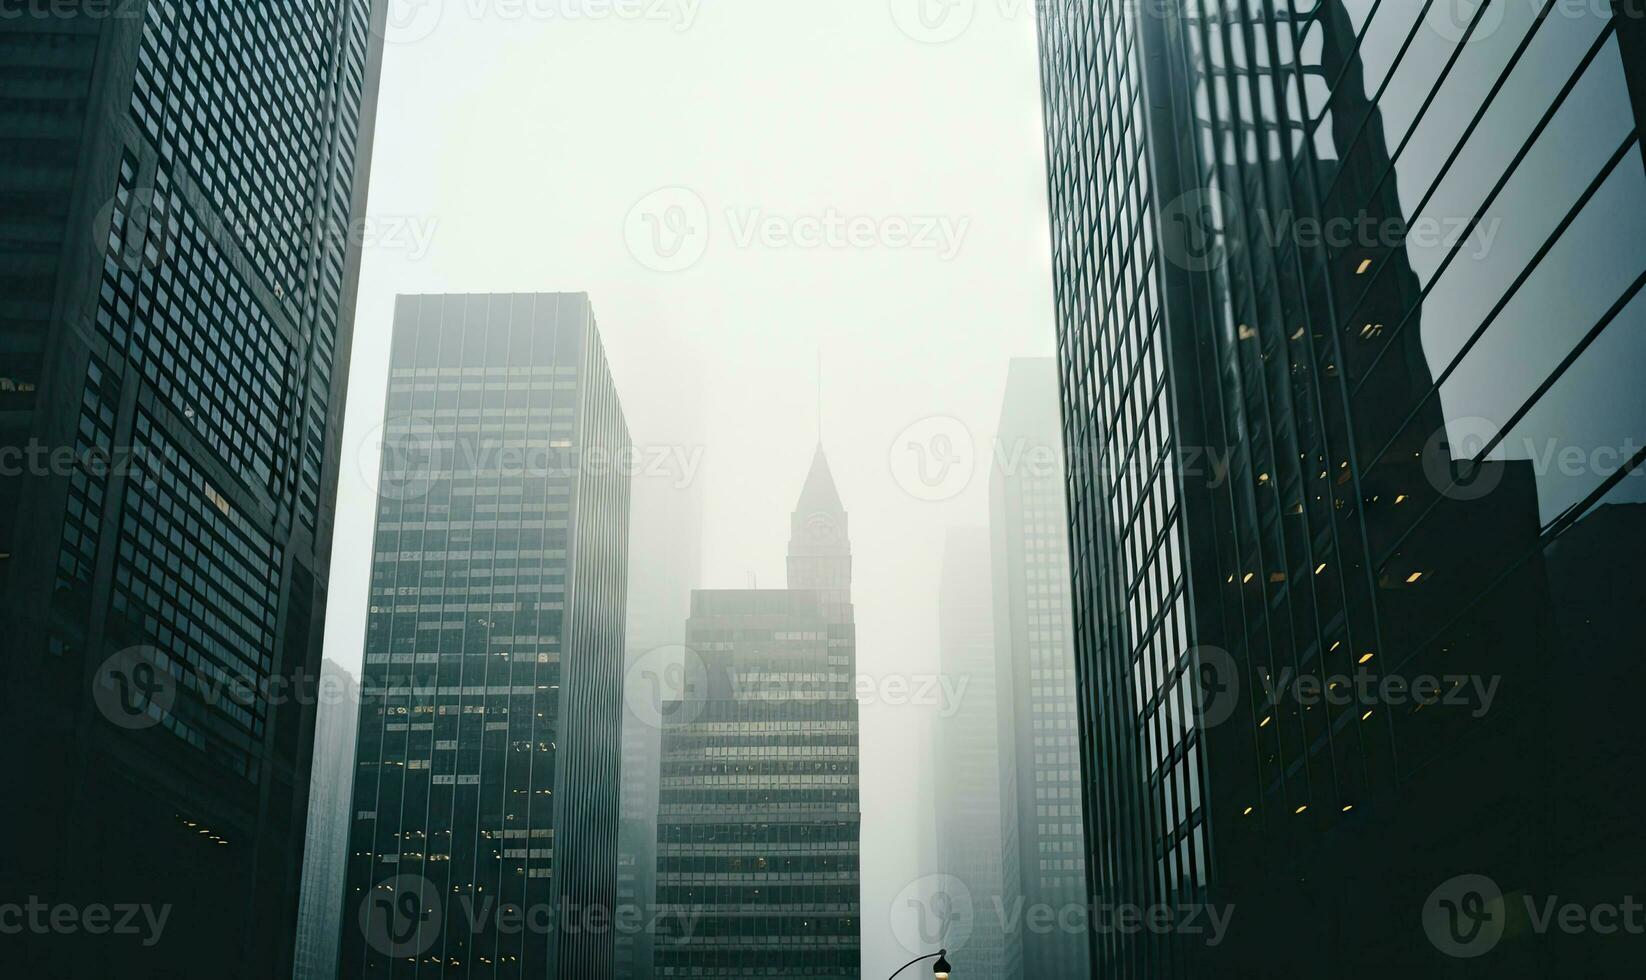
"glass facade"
989,358,1090,980
0,2,385,976
338,293,633,978
654,449,861,979
1041,0,1646,975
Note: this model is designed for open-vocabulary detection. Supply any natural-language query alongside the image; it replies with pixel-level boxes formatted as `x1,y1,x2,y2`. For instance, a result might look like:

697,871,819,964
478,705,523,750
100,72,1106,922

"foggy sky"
324,2,1059,971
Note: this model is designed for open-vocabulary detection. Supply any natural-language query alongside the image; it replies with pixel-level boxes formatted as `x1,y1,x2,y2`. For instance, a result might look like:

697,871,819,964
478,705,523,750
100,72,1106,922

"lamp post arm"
885,952,938,979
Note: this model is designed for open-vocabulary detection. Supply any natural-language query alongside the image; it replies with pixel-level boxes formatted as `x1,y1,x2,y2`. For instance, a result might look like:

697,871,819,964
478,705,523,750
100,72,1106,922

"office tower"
0,3,385,976
989,359,1087,980
654,447,861,979
1039,1,1646,975
295,660,363,980
615,422,705,980
615,645,664,980
338,293,633,978
932,527,1016,979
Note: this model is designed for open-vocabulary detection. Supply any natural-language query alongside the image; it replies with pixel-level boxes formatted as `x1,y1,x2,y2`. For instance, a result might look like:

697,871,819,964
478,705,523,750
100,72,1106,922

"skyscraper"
0,3,385,976
653,447,861,979
616,413,705,980
989,359,1088,980
295,660,363,980
1039,1,1646,975
933,527,1016,979
338,293,633,978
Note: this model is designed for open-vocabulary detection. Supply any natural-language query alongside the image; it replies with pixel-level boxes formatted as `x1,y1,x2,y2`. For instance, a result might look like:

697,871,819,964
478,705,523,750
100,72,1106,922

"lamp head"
932,949,951,979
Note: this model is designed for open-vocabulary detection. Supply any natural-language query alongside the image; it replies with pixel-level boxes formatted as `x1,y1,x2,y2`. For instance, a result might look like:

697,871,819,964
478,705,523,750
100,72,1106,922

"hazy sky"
323,1,1058,969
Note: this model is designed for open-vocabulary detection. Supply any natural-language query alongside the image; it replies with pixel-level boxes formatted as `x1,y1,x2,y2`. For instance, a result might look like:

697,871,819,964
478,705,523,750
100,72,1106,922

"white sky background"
323,0,1058,970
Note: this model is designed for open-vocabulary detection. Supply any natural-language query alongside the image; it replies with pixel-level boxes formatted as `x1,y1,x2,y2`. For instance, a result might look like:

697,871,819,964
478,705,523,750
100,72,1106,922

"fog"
323,2,1058,970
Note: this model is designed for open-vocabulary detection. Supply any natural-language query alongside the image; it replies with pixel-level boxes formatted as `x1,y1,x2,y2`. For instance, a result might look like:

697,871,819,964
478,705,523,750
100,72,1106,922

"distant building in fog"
338,293,632,978
991,359,1089,980
617,423,704,980
934,527,1018,979
653,448,861,979
294,660,360,980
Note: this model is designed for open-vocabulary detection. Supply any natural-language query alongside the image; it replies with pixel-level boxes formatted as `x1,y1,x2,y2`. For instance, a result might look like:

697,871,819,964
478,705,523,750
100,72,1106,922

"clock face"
803,511,841,542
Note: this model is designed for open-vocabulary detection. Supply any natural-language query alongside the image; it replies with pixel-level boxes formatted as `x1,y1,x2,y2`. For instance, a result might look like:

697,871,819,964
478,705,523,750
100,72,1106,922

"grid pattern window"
340,294,631,980
1171,0,1646,811
1038,3,1208,975
655,593,861,980
1043,0,1646,972
1,2,384,976
109,410,285,781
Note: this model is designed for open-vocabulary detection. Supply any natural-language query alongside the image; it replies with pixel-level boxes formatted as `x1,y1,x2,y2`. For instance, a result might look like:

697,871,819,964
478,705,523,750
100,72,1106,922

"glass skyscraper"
338,293,633,978
654,447,861,979
0,2,385,976
1040,0,1646,975
990,357,1089,980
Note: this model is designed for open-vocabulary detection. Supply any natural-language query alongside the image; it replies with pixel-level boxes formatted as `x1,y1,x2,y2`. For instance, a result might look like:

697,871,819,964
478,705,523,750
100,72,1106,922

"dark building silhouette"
653,447,861,979
337,293,633,978
1039,0,1646,975
0,2,386,976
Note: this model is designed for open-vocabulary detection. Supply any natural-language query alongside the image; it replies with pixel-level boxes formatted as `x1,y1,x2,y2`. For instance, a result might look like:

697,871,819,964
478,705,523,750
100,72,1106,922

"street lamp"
885,948,952,979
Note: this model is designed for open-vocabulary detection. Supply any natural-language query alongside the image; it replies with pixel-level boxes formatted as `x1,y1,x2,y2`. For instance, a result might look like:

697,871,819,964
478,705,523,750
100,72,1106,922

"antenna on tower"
816,349,823,446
